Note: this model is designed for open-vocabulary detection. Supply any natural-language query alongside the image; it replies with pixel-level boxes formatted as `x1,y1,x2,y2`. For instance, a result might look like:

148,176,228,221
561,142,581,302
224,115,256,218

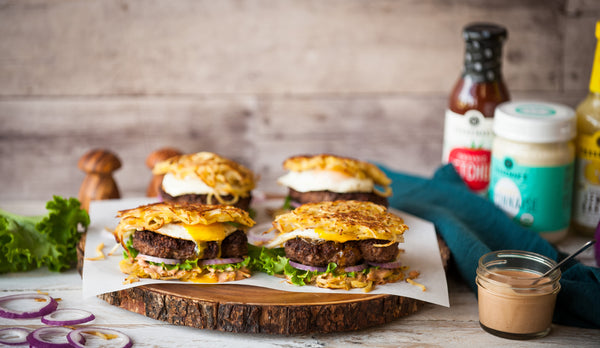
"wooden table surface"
1,200,599,347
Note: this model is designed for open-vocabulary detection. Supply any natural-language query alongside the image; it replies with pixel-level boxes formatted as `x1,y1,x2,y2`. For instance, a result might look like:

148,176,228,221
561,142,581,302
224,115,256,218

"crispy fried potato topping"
113,202,255,247
282,154,392,196
272,200,407,243
152,152,256,202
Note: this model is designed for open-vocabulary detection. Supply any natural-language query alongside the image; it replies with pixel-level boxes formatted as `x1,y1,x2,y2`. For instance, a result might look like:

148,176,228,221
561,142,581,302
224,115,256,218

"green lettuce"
0,196,90,273
247,244,366,286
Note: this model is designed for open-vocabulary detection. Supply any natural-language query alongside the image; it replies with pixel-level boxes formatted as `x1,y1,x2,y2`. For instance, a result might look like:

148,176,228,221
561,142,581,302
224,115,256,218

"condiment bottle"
572,21,600,237
476,250,561,340
489,101,576,243
442,23,510,195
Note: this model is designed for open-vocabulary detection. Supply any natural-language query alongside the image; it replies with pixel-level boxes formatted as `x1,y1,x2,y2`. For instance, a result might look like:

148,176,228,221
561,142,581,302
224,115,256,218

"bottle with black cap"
442,23,510,195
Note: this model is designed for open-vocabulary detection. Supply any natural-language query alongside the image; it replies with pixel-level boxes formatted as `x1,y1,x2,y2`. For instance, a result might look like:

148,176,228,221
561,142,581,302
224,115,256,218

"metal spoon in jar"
532,240,596,285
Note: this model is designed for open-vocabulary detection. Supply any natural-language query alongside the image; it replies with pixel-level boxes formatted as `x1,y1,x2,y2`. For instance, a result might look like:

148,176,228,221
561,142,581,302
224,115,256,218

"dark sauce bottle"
442,23,510,194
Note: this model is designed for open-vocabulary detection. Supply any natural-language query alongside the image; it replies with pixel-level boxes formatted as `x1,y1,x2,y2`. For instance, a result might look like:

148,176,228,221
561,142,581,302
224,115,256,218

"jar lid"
493,101,575,143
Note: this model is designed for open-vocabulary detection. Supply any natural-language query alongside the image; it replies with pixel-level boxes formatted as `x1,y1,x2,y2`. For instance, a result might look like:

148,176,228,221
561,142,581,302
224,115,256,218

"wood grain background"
1,0,599,200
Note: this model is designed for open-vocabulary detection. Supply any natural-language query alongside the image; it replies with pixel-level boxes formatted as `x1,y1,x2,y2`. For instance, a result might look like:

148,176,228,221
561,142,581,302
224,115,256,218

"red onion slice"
288,260,327,272
200,257,244,266
342,263,368,273
0,327,30,346
41,308,95,326
67,327,132,348
136,254,181,265
367,260,402,269
26,326,72,348
0,293,58,319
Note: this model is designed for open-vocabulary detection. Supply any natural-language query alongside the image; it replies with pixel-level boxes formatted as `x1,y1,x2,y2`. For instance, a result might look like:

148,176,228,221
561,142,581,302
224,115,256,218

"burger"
152,152,256,211
277,154,392,208
113,202,255,283
257,200,409,291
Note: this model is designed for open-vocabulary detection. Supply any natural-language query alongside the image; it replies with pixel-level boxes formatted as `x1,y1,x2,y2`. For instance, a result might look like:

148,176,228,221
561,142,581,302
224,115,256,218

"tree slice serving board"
79,234,450,335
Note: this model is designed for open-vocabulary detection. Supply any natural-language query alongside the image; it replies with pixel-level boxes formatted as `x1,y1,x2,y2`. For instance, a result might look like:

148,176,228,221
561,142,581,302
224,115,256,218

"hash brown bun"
277,154,392,207
264,200,409,291
114,202,255,283
152,152,256,211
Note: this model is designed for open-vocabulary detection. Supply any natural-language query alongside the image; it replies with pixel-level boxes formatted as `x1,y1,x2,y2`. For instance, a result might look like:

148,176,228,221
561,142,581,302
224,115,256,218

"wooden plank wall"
1,0,599,200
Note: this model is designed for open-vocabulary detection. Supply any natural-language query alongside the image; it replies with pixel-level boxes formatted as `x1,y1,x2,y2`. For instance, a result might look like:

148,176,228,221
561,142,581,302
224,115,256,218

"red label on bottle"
448,148,491,191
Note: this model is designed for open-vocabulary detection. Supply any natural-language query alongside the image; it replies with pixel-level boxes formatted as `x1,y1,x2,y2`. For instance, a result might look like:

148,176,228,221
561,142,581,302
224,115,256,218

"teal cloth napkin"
379,163,600,329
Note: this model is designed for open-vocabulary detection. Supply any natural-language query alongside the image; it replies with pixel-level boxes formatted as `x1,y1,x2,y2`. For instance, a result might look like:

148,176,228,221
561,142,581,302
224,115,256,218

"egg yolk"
314,227,358,243
183,223,226,242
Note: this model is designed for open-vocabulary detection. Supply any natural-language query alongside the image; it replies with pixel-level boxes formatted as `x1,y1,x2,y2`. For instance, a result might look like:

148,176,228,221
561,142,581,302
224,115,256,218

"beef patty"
284,237,399,267
159,186,252,211
132,230,248,260
288,188,388,207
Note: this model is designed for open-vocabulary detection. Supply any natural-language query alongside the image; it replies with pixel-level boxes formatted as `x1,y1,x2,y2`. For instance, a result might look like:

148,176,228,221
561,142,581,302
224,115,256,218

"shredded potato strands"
406,278,427,292
283,154,392,197
152,152,256,204
271,200,407,246
107,243,120,256
85,243,106,261
113,202,254,248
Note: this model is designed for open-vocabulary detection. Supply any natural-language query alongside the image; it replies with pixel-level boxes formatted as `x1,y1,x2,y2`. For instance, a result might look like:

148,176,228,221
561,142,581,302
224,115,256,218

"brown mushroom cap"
78,149,122,174
145,147,182,169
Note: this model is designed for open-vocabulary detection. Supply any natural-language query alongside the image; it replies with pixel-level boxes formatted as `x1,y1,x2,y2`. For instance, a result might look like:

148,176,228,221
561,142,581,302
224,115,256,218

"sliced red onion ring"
288,260,327,272
67,327,132,348
0,293,58,319
367,260,402,269
0,327,30,346
41,308,95,326
200,257,244,266
26,326,72,348
136,254,181,265
343,263,368,273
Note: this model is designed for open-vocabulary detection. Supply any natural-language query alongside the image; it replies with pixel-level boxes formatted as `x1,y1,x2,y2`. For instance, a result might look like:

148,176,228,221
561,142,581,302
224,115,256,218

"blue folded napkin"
379,163,600,329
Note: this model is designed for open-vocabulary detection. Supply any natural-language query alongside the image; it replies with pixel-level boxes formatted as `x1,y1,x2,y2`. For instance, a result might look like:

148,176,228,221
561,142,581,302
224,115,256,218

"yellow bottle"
572,21,600,237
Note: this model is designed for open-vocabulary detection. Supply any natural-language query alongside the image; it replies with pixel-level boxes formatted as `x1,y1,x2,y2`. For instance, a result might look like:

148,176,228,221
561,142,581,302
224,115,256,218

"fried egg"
161,172,216,196
155,222,238,243
277,169,374,193
264,227,360,248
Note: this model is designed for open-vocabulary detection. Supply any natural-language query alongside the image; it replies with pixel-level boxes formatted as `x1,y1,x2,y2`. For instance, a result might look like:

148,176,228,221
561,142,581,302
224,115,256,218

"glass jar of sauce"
489,101,575,243
476,250,561,340
442,23,510,195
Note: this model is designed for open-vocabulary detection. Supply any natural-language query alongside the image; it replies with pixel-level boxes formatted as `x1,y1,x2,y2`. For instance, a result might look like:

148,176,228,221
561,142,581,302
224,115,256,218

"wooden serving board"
78,234,450,335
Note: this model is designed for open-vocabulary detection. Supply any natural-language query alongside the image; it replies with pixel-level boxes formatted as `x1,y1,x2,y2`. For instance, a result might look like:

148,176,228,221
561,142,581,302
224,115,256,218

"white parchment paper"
82,198,449,307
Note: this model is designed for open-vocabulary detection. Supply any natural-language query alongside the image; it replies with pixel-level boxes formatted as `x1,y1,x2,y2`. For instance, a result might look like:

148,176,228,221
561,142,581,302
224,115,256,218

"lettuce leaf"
247,244,288,275
0,196,90,273
248,244,373,286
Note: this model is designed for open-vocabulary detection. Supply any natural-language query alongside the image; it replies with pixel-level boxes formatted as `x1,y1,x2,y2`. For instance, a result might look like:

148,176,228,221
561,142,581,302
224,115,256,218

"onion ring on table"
0,293,58,319
0,327,30,346
67,327,133,348
26,326,72,348
41,308,95,326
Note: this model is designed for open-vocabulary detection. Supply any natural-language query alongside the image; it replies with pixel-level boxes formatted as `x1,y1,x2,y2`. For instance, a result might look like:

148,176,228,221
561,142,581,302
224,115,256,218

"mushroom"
77,149,122,211
145,147,182,197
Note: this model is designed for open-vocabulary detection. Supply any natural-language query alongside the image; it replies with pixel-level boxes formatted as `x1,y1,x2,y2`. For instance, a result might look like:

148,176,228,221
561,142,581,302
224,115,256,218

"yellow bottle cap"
591,21,600,93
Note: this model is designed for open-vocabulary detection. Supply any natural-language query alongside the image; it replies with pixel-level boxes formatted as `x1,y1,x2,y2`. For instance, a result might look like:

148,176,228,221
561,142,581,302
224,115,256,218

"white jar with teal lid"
489,101,575,243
